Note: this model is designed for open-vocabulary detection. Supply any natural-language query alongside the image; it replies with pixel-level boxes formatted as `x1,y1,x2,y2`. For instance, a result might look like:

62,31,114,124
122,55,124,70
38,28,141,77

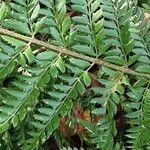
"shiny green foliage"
0,0,150,149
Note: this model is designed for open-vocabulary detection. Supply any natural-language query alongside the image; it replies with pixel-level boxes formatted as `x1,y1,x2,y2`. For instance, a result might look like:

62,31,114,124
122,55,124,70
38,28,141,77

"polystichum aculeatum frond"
0,0,150,149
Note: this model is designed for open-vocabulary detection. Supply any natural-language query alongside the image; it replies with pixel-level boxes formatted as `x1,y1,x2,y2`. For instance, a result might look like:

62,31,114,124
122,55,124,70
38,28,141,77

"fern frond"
124,82,150,149
0,51,58,133
131,7,150,74
0,0,150,149
102,0,136,67
0,0,32,35
0,36,27,79
86,67,126,149
21,80,73,149
20,57,94,149
71,0,105,56
39,0,71,46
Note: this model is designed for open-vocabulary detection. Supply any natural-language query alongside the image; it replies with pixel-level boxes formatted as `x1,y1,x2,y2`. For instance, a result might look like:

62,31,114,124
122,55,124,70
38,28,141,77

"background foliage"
0,0,150,149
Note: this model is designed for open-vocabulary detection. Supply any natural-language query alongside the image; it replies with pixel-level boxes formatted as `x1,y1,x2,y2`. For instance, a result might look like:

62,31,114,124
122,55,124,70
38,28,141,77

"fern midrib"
26,2,33,34
97,75,123,147
87,0,99,56
89,71,124,148
0,28,150,79
134,82,150,148
53,6,66,46
115,1,128,66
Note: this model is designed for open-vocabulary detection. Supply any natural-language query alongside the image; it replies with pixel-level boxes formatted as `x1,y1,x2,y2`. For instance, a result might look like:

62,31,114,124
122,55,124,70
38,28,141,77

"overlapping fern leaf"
0,0,150,149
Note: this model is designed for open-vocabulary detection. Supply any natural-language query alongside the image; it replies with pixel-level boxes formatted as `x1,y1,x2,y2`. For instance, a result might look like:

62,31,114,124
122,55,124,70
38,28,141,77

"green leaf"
55,56,66,73
94,19,104,33
126,111,140,119
124,39,135,54
116,84,124,95
70,89,78,99
95,28,105,45
23,46,34,63
104,56,125,66
1,35,26,47
34,17,47,34
72,16,89,25
57,1,66,19
92,108,106,115
0,121,9,134
17,53,26,66
105,29,119,38
49,64,58,78
0,53,10,61
111,92,120,104
102,11,116,20
50,27,62,42
76,24,91,34
76,80,85,95
128,54,140,66
138,56,150,64
1,20,31,35
31,3,40,21
83,71,91,87
36,51,57,60
92,9,102,22
71,0,86,5
12,115,19,128
72,45,95,56
0,60,15,79
0,3,7,20
124,102,141,110
69,58,90,69
133,78,148,88
120,10,132,25
18,107,26,122
72,5,88,14
109,100,117,115
62,16,71,34
136,65,150,74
